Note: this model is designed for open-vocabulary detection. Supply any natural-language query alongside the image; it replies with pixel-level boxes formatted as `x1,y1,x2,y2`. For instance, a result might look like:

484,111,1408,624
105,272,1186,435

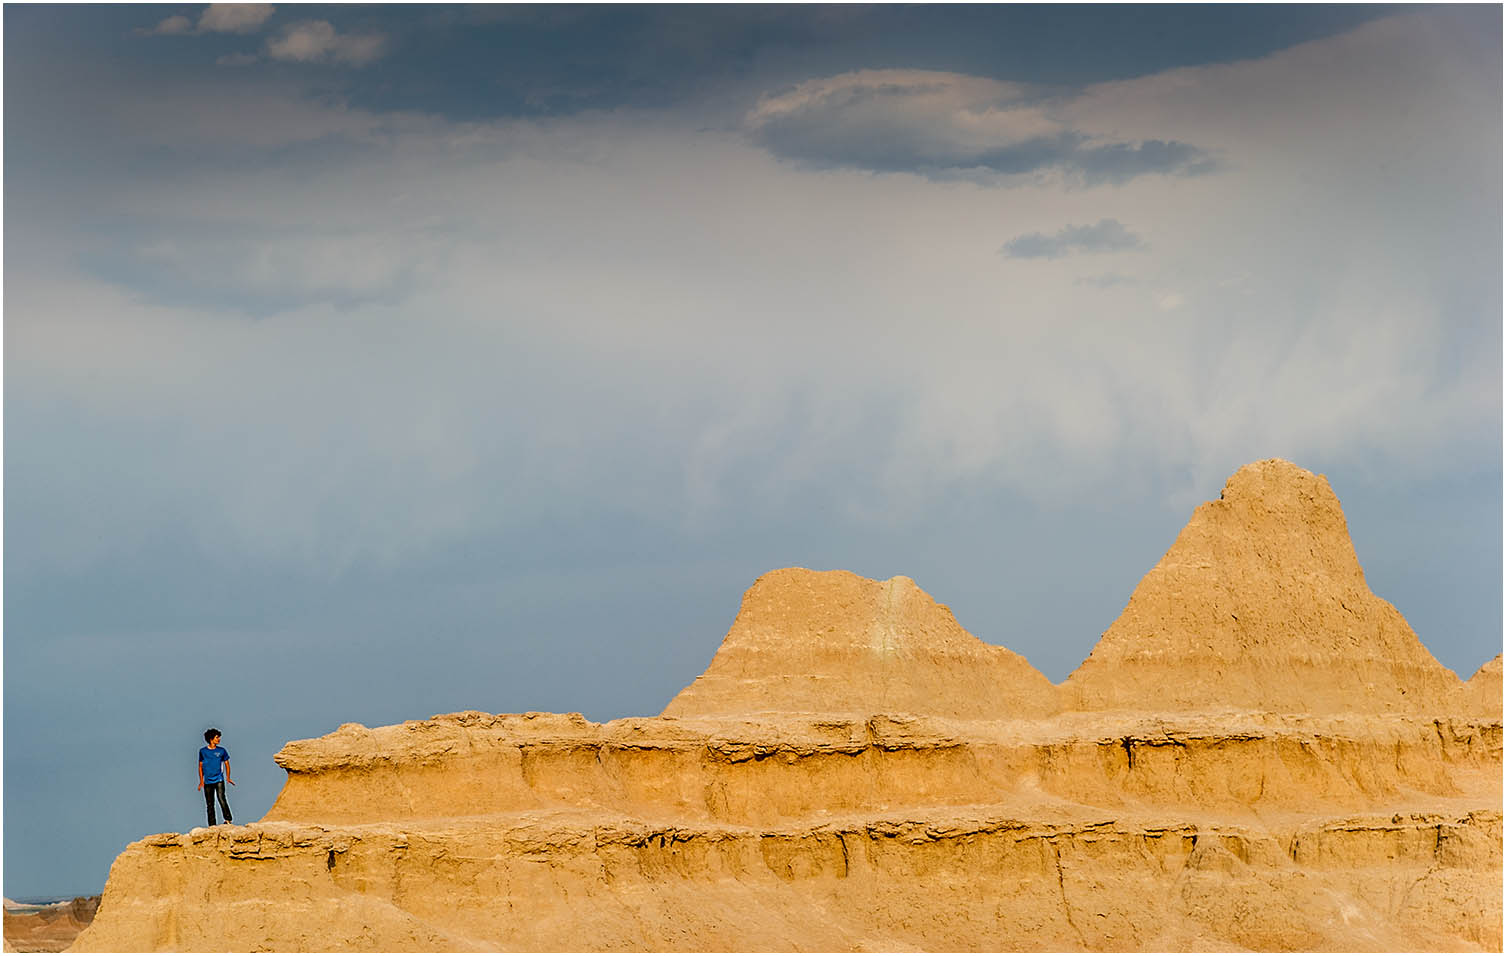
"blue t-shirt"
199,746,229,784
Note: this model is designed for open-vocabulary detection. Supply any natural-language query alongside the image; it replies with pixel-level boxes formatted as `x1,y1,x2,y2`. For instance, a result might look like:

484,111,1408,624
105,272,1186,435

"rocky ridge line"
66,458,1502,953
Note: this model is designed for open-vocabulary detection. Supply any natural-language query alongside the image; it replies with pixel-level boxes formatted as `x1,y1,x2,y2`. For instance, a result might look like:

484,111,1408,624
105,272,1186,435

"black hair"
204,728,221,744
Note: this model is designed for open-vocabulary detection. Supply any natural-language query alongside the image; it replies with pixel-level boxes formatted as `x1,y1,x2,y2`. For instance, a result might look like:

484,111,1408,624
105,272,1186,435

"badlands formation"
72,460,1501,952
3,898,100,953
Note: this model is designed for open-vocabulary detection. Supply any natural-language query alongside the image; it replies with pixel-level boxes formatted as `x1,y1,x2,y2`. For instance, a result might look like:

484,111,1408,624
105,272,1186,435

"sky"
4,4,1501,898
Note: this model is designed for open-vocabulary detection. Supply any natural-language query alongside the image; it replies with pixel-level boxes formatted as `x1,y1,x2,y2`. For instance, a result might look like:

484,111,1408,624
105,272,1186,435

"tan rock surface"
67,806,1503,953
70,459,1501,952
1063,459,1463,714
663,568,1058,719
259,710,1498,827
1464,654,1503,719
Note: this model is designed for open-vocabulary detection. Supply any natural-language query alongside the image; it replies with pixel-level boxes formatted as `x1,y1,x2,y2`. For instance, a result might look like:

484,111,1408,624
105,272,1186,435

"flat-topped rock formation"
70,459,1502,952
68,708,1504,952
1064,459,1463,714
263,710,1498,827
663,568,1057,719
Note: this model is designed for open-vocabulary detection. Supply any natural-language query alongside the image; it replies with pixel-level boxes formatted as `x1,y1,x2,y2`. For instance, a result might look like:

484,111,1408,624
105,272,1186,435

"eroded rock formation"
4,897,99,954
70,459,1502,952
1063,459,1464,714
664,568,1057,719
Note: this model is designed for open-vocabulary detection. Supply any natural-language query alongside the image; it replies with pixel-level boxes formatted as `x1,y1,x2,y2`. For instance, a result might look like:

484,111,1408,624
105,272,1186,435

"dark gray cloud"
1002,220,1147,260
315,5,1400,121
745,70,1215,185
16,5,1401,123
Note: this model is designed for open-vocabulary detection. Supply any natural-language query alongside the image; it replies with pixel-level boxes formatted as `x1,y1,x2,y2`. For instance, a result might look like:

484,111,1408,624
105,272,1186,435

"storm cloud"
745,70,1215,184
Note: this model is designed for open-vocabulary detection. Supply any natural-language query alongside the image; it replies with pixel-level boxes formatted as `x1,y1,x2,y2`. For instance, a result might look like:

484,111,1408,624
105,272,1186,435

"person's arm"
198,757,204,791
225,757,234,786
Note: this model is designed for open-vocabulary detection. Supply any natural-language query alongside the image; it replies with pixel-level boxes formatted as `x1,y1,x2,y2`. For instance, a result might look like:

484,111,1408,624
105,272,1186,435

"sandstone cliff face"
1064,459,1463,714
68,803,1504,952
68,709,1504,952
70,459,1502,953
663,568,1057,719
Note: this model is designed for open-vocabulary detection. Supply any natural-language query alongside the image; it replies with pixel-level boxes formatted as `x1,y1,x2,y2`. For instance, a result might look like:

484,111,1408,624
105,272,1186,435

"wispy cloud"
745,70,1215,185
113,230,447,314
266,20,387,66
1001,219,1146,260
140,14,194,36
198,3,275,34
140,4,274,37
1075,273,1137,289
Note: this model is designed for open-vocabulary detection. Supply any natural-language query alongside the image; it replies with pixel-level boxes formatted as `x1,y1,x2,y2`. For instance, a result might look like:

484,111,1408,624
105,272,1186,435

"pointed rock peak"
1218,458,1337,505
1212,459,1348,538
663,567,1056,720
1064,459,1461,715
1469,654,1502,682
1190,458,1361,579
723,568,965,657
1463,654,1502,718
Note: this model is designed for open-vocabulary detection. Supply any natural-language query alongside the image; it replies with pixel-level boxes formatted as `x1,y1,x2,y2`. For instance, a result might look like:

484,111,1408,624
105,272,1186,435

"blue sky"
5,4,1501,898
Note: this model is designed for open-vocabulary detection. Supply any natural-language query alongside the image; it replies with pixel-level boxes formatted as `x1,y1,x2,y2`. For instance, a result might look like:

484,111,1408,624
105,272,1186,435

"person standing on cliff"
197,728,235,827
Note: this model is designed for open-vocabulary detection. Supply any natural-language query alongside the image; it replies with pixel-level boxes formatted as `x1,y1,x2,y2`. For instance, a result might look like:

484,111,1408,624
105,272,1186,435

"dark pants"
204,781,232,826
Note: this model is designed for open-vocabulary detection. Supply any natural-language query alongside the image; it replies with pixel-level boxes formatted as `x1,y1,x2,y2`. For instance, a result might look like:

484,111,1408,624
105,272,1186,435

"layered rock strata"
71,459,1502,952
70,804,1503,952
259,711,1498,827
73,706,1504,951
